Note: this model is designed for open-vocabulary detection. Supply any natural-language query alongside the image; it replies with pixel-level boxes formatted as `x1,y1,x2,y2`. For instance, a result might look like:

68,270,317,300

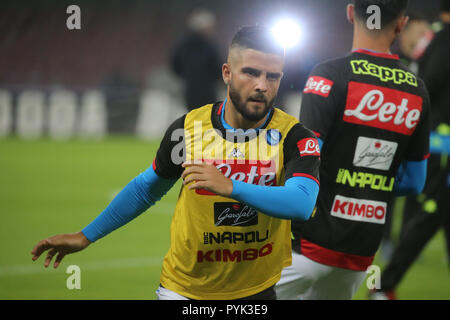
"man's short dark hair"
230,25,284,57
354,0,409,29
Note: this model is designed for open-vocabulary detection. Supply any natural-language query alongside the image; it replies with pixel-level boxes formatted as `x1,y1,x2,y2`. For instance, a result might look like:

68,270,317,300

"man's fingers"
53,253,65,269
44,248,58,268
181,166,205,180
31,239,53,261
183,173,205,185
188,180,208,190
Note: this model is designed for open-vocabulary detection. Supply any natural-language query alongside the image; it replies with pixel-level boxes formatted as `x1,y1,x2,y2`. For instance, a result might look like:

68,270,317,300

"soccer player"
371,0,450,300
31,25,321,300
275,0,431,300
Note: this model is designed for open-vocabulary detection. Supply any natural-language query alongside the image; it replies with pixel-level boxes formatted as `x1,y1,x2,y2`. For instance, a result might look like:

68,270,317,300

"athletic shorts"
275,251,367,300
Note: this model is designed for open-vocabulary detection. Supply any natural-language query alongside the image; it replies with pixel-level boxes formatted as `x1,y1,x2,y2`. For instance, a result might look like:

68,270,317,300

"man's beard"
228,81,275,122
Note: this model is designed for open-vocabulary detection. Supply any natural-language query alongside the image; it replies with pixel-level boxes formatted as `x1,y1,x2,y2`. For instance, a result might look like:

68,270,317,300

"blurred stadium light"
271,18,303,49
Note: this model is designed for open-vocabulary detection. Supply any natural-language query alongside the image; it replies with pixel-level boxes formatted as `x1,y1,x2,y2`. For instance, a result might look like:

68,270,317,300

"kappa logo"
303,76,334,97
353,136,398,170
350,59,418,87
344,82,423,136
229,147,245,158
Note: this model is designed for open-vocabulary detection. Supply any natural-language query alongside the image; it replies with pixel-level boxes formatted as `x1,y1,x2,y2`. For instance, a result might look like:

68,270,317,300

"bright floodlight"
271,19,302,49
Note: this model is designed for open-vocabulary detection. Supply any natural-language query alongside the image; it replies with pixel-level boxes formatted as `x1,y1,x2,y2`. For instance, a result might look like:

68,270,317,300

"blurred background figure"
379,13,434,262
398,14,434,70
371,0,450,300
170,8,222,111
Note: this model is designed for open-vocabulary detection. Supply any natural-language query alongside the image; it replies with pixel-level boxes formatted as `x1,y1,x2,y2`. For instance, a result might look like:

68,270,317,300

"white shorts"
275,251,367,300
156,285,189,300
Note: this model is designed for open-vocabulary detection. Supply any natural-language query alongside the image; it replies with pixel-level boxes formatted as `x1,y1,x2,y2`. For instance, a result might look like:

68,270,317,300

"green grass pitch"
0,137,448,299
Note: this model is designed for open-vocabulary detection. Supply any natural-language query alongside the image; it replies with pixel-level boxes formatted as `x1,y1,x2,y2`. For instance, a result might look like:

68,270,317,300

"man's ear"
395,16,409,35
222,63,231,85
347,4,355,25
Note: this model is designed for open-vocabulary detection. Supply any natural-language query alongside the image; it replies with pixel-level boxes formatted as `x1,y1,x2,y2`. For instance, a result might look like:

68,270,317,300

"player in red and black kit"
276,0,431,299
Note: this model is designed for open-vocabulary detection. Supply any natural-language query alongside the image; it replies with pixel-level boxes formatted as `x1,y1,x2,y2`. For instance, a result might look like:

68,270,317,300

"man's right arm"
31,115,186,267
81,165,177,242
82,114,186,242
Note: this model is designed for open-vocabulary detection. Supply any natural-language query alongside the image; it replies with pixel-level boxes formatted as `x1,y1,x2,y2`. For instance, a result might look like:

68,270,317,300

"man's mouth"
248,98,266,103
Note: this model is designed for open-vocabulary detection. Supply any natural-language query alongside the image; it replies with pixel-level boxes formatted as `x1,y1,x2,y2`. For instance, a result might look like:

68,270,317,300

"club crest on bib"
266,129,282,146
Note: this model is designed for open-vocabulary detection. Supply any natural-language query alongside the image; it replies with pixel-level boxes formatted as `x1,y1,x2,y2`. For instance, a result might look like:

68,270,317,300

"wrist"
77,231,92,246
224,178,234,197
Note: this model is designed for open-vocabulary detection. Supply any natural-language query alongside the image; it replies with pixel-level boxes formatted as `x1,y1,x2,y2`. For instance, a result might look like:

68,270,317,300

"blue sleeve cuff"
394,159,427,196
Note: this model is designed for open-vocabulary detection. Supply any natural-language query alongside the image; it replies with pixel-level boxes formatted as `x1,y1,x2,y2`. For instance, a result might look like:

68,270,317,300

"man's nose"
254,76,268,92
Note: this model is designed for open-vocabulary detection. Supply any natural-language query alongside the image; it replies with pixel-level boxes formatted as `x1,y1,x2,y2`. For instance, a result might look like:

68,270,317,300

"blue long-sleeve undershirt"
231,177,319,221
81,166,176,242
82,166,319,242
394,159,427,196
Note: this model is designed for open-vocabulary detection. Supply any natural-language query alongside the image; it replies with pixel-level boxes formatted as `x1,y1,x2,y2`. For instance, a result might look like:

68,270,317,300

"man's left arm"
394,159,427,196
182,124,321,221
394,85,432,196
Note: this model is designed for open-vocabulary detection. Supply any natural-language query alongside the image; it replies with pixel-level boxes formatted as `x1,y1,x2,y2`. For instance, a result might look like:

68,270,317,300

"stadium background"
0,0,448,299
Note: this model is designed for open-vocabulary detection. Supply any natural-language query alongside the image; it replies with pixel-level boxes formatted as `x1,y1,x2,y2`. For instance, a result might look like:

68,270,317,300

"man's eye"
267,74,280,81
243,69,259,77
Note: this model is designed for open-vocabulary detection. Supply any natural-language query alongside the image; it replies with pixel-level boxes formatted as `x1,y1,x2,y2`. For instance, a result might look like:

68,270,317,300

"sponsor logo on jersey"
303,76,334,97
297,138,320,157
343,82,423,135
213,202,258,226
266,129,281,146
197,243,273,262
195,160,277,195
336,168,395,191
331,195,387,224
203,230,269,244
350,59,418,87
353,136,398,170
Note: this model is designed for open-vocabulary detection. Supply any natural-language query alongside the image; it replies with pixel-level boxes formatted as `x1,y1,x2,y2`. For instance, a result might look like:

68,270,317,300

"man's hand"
181,162,233,197
31,232,91,268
